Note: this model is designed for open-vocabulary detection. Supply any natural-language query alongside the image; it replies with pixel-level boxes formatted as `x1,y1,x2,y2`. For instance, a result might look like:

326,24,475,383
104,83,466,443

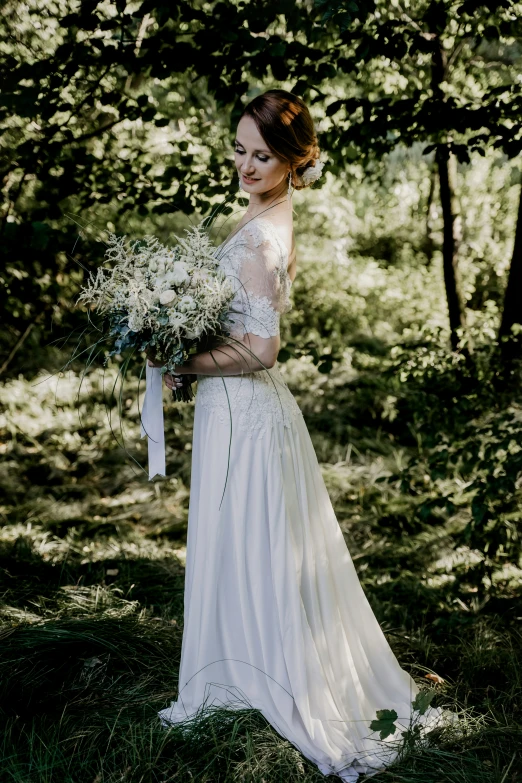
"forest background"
1,1,522,781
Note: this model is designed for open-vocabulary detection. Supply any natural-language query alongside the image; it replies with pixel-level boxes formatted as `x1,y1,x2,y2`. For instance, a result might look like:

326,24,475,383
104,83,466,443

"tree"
498,180,522,360
315,0,522,350
0,0,240,371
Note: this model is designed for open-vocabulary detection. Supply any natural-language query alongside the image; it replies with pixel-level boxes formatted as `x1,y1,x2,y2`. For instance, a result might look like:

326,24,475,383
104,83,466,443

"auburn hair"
239,89,320,190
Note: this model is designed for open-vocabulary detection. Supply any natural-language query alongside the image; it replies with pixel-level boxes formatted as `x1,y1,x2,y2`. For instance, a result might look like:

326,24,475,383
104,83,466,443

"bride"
155,89,442,781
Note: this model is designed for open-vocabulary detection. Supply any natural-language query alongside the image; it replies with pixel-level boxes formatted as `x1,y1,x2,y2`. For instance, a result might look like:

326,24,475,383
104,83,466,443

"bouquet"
78,225,235,402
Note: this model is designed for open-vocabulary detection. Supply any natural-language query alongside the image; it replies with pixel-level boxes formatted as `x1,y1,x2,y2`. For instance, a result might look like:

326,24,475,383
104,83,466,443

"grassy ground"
0,361,521,782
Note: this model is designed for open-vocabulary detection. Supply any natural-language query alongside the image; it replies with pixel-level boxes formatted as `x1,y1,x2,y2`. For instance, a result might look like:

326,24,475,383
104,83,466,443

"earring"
287,171,293,201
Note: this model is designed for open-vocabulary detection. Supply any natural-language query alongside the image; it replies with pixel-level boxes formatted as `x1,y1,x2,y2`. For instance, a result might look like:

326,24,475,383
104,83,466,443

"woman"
156,90,441,781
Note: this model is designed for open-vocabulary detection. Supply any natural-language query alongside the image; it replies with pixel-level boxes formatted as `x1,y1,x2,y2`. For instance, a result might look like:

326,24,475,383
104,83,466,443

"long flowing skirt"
159,379,442,781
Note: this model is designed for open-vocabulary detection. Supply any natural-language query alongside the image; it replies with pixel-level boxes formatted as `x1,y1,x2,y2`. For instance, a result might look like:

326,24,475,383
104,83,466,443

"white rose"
179,294,196,312
153,274,167,288
159,289,177,306
165,261,189,286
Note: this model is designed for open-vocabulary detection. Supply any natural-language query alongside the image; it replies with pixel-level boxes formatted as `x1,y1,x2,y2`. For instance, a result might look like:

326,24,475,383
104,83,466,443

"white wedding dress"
158,217,443,780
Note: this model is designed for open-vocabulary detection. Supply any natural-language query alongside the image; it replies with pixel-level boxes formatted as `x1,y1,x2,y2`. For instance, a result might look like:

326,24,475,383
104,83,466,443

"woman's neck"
245,180,291,218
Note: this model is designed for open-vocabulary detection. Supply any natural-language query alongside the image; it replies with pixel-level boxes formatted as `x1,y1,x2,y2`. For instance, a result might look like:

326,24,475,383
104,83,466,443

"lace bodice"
196,217,301,436
215,217,293,340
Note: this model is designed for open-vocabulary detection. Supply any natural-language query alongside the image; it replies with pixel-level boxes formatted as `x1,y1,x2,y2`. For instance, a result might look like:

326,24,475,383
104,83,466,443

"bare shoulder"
262,217,292,253
231,213,297,279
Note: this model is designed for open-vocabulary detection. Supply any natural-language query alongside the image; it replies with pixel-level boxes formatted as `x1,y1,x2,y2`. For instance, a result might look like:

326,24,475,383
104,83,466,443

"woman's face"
234,115,289,195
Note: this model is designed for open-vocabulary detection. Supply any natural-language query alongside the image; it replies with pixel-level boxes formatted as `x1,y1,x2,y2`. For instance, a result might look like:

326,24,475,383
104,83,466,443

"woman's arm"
183,332,280,376
150,332,280,380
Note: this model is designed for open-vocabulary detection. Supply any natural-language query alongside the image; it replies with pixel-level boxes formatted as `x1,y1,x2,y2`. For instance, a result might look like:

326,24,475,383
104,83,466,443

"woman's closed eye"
235,147,269,162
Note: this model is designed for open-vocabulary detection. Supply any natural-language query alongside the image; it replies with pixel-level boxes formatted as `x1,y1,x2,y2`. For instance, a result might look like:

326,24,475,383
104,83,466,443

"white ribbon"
140,364,166,480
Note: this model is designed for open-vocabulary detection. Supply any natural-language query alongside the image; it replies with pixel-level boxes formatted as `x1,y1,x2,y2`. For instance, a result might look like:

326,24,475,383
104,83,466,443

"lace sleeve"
223,221,288,339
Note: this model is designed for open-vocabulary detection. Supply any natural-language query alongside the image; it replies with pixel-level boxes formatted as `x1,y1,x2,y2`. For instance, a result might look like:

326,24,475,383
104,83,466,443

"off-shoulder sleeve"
223,222,288,339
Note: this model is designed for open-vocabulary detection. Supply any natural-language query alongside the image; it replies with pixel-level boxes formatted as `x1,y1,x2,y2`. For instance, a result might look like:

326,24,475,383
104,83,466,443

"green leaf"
318,358,333,374
326,99,344,117
277,347,293,363
412,689,435,716
369,709,398,740
141,107,157,122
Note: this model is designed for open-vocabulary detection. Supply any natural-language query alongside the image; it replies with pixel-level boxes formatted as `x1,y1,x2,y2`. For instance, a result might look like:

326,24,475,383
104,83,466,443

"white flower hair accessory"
300,159,325,186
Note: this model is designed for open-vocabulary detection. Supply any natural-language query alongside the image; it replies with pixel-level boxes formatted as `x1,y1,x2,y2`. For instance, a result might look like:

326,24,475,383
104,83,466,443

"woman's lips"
241,175,259,184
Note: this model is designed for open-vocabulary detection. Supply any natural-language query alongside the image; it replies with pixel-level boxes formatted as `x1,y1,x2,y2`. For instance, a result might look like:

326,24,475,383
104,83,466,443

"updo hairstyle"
239,89,320,190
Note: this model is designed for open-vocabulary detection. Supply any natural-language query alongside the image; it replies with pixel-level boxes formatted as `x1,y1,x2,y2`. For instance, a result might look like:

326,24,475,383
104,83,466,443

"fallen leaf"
425,673,445,685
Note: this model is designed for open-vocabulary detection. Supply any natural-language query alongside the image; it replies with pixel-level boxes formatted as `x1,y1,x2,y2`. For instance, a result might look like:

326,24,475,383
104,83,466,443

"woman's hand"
146,359,182,390
146,358,195,391
164,372,197,391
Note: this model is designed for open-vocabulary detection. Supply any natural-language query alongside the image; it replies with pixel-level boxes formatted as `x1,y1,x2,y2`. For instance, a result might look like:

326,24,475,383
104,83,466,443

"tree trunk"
436,147,466,349
432,41,466,351
425,165,438,267
498,183,522,362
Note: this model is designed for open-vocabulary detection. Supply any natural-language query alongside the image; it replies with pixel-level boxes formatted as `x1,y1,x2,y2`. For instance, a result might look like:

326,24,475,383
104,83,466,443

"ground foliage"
1,357,521,781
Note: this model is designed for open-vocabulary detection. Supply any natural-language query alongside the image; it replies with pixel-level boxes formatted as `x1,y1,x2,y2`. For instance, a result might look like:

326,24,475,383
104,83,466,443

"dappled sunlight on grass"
1,363,521,781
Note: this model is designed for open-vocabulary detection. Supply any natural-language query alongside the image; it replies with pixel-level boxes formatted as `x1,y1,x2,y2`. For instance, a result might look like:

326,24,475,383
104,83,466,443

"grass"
0,363,521,782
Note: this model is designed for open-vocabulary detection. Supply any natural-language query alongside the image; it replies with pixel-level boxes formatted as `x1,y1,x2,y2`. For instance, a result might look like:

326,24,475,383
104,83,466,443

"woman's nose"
241,157,256,173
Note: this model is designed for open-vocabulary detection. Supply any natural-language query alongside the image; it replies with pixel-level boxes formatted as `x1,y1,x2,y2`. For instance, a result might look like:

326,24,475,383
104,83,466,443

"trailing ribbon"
140,363,166,480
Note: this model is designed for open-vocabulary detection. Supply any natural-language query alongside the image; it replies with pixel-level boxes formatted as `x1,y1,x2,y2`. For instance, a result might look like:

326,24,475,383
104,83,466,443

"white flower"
154,262,189,290
169,311,187,329
128,313,144,332
168,261,189,286
159,289,177,306
301,159,325,186
153,274,167,288
179,294,197,312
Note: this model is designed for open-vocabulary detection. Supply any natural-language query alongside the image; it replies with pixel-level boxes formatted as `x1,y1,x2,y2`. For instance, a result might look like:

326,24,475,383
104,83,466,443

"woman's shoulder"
240,217,293,260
